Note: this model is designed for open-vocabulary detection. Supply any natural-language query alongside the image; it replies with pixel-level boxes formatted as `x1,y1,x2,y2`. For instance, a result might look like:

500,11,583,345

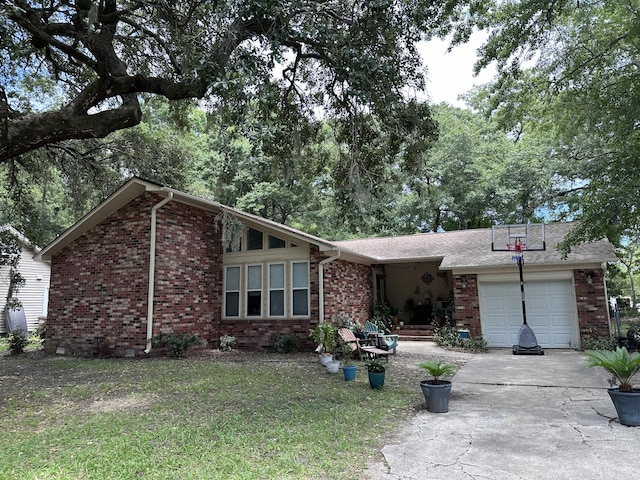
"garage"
479,279,578,349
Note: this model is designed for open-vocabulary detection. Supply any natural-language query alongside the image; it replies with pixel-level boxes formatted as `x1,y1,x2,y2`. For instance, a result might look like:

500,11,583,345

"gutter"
144,192,174,353
318,251,341,324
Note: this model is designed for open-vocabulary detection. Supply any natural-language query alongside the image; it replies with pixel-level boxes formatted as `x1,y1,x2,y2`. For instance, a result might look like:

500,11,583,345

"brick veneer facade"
45,192,377,357
45,192,224,357
453,269,610,344
321,258,373,325
453,274,481,336
573,268,610,338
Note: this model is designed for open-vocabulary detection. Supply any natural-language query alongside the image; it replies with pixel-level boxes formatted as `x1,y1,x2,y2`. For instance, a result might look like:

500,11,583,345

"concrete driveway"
369,347,640,479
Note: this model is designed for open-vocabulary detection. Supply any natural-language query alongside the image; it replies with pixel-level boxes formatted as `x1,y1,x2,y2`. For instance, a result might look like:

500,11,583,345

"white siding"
1,242,51,334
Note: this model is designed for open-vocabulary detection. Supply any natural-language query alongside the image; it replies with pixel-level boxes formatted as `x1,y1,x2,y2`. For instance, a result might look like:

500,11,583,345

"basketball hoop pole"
516,255,527,325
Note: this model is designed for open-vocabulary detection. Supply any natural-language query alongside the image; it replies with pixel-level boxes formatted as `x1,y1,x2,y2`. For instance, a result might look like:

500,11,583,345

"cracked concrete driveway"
370,348,640,480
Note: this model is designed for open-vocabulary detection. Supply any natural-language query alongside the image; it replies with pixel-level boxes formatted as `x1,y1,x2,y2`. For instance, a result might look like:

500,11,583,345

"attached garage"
479,278,578,349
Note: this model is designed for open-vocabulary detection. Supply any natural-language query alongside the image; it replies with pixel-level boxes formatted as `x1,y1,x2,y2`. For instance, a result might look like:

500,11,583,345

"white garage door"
479,280,577,348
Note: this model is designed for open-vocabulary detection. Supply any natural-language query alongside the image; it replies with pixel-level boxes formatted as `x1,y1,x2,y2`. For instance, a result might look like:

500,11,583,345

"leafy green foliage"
434,326,487,353
219,335,236,351
270,333,299,354
580,328,616,352
7,330,29,354
585,347,640,393
309,322,337,353
467,0,640,249
151,333,203,358
417,360,456,384
365,359,386,373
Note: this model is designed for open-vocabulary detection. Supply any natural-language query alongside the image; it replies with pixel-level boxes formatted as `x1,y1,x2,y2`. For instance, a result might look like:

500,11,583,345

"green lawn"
0,347,431,479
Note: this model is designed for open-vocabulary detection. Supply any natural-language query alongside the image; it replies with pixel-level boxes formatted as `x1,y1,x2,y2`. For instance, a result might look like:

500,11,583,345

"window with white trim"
292,261,309,316
269,263,285,316
224,266,240,317
246,264,262,316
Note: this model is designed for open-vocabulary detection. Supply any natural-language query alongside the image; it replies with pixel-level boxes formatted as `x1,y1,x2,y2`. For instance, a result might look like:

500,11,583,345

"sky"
419,34,496,108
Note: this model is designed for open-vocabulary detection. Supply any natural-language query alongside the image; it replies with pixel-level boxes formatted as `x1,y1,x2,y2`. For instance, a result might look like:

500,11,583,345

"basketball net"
507,240,526,262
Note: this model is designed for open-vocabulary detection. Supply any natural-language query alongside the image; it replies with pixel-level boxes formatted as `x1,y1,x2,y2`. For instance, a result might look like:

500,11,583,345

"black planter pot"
420,380,452,413
608,388,640,426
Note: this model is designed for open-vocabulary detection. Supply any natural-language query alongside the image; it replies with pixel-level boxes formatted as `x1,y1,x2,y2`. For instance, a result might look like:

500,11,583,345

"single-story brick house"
36,178,616,356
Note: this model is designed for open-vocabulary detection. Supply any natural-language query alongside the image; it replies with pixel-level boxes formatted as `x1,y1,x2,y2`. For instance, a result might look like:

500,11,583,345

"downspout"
318,251,341,324
145,192,174,353
602,262,613,338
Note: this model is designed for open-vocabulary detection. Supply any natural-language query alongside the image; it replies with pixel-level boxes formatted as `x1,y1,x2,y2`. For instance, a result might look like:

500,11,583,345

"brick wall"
46,193,156,356
151,201,222,348
45,193,223,357
452,274,481,336
574,268,610,337
321,258,373,325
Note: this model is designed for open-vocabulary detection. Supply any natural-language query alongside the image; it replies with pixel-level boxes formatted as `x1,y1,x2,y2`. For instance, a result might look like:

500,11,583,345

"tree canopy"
0,0,463,162
469,0,640,248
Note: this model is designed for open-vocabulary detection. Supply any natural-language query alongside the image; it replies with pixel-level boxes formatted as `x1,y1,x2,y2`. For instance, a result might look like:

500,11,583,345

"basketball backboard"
491,223,546,252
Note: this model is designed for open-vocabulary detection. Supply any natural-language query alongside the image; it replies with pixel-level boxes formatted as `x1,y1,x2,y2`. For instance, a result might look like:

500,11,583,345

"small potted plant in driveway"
585,346,640,426
418,360,456,413
366,359,386,389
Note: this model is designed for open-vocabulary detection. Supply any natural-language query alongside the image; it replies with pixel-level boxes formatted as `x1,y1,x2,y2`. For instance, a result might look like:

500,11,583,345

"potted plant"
418,360,456,413
585,346,640,426
365,359,386,389
338,337,357,381
309,322,337,365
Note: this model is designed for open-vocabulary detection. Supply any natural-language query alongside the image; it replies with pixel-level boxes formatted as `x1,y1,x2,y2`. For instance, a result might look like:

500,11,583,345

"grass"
0,347,436,480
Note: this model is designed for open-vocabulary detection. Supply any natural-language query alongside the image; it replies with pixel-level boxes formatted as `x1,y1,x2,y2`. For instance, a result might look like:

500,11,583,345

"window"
223,260,309,319
292,261,309,316
247,228,263,250
224,266,240,317
268,235,286,249
246,265,262,316
269,263,285,316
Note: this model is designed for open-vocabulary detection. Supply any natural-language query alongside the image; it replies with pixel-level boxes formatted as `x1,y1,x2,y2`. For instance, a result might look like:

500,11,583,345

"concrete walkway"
370,345,640,479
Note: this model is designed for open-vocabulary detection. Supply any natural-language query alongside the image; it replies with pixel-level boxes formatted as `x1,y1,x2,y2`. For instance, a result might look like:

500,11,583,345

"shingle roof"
333,222,616,269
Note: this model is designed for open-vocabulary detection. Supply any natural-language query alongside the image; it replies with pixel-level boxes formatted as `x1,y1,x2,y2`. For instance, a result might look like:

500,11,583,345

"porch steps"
395,325,435,342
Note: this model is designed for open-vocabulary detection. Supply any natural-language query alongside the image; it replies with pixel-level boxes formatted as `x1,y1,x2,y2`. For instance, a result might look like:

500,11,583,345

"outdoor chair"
338,328,391,361
364,321,399,354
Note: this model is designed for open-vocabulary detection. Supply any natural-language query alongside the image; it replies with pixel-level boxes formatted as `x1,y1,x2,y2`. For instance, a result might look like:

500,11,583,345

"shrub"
8,330,29,354
151,333,202,358
219,335,236,351
271,333,298,353
434,326,486,353
434,326,462,349
580,328,616,351
36,320,47,340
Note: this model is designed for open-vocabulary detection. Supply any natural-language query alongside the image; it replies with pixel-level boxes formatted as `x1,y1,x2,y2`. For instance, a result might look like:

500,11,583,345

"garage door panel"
527,315,549,327
551,314,572,327
484,333,510,345
479,279,577,348
548,334,572,348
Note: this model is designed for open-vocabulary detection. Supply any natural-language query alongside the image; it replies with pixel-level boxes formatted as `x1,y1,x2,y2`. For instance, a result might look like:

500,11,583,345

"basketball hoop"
507,241,526,261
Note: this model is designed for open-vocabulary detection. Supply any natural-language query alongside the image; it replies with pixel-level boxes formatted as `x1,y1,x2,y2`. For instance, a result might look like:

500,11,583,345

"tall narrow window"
225,266,240,317
292,261,309,316
269,263,285,316
246,265,262,316
247,228,263,250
